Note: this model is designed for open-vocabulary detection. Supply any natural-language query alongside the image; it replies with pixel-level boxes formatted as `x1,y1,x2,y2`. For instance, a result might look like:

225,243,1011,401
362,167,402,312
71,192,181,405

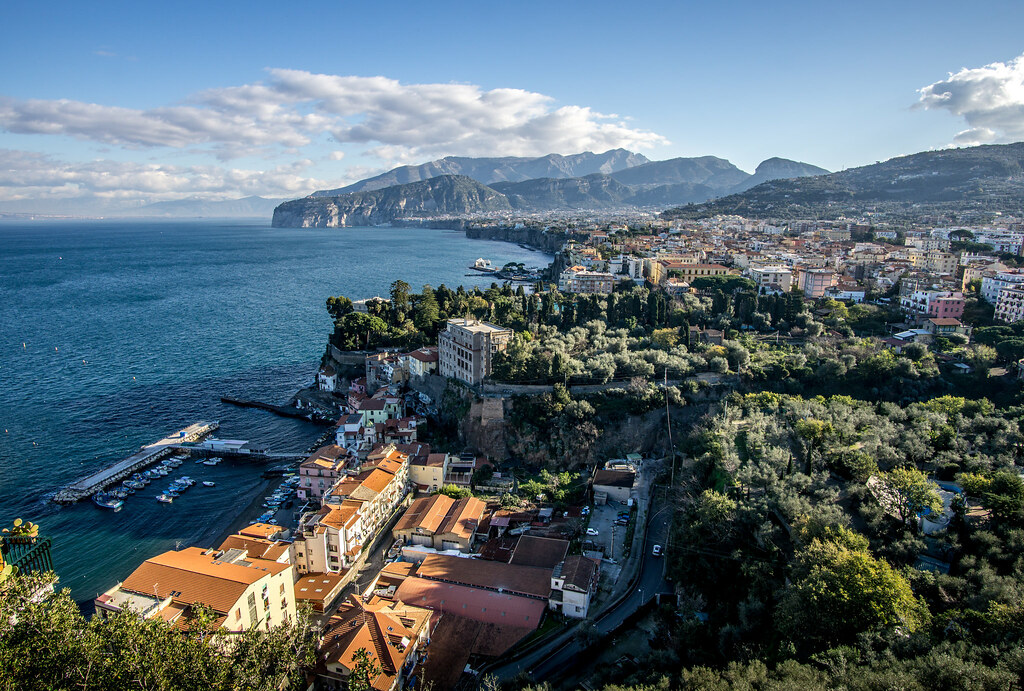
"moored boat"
93,492,124,511
156,493,173,503
202,481,215,487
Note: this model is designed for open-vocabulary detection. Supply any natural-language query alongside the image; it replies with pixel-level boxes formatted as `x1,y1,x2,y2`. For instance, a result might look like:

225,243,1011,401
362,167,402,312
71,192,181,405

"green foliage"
0,572,317,691
779,532,929,649
347,647,382,691
434,484,472,499
876,468,943,528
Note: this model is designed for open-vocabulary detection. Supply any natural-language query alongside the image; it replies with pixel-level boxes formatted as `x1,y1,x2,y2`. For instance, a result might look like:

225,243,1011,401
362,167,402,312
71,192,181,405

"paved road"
488,491,673,683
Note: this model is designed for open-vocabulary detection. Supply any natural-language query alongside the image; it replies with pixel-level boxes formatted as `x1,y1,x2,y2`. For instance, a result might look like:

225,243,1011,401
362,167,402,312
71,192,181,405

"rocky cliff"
271,175,511,227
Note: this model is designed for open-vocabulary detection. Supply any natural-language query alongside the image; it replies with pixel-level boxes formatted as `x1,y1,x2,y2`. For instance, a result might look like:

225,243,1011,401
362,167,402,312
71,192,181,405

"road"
488,490,674,684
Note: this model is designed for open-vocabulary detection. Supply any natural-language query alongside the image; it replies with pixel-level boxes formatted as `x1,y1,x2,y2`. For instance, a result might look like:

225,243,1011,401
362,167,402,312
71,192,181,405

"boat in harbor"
202,459,218,466
202,481,215,487
156,493,173,503
93,492,124,511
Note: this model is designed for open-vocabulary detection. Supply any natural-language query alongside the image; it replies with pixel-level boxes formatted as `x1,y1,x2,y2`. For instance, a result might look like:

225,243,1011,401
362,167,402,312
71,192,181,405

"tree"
435,484,472,499
413,285,440,333
347,648,382,691
779,531,929,649
389,280,411,322
875,467,943,530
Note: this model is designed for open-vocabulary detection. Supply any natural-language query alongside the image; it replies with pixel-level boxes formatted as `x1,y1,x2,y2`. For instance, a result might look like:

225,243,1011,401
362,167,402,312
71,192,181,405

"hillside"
663,142,1024,221
608,155,751,192
731,157,830,193
271,175,511,227
312,149,649,195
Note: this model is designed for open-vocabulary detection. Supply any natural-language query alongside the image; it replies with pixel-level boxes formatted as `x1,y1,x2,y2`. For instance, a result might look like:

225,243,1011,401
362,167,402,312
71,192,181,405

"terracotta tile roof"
321,504,361,531
216,535,288,562
509,536,569,569
416,554,552,600
438,497,486,541
394,576,545,628
320,595,431,691
120,547,286,614
395,494,453,534
419,453,448,468
294,573,347,612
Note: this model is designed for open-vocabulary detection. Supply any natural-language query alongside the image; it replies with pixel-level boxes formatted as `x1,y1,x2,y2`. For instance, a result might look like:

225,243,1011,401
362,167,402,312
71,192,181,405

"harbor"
52,421,219,504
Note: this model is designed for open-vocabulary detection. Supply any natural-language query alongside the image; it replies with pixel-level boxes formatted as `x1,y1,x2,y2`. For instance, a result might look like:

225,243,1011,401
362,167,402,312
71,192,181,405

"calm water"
0,219,550,604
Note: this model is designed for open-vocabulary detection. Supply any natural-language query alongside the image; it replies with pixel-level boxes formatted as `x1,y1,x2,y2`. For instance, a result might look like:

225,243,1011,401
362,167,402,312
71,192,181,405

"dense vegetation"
512,393,1024,690
0,573,316,691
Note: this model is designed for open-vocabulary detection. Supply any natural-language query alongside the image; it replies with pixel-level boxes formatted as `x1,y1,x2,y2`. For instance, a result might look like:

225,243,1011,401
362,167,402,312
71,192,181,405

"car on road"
614,518,628,526
652,544,663,557
586,528,599,536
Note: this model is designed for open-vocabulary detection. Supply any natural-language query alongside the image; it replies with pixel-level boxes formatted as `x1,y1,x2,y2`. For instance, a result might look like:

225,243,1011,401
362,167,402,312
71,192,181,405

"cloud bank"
0,69,667,162
0,149,329,203
0,70,668,209
918,53,1024,146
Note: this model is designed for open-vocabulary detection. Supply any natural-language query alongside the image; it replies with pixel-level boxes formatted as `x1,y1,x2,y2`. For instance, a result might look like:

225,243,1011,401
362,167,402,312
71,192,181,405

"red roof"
394,577,545,629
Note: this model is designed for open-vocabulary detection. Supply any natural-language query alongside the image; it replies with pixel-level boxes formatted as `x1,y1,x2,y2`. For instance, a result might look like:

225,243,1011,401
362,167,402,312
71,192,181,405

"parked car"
652,544,663,557
614,519,628,526
586,528,599,536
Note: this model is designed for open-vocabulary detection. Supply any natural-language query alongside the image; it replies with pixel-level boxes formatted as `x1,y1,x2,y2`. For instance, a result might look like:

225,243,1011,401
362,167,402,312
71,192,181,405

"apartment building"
292,502,365,575
437,318,513,385
410,452,449,493
982,271,1024,303
563,269,615,294
995,285,1024,323
749,266,793,294
297,444,352,502
798,268,837,298
95,545,295,632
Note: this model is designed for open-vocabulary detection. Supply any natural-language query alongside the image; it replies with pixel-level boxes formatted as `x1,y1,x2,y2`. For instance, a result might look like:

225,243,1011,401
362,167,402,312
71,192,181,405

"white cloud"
0,69,668,162
0,149,330,203
918,53,1024,146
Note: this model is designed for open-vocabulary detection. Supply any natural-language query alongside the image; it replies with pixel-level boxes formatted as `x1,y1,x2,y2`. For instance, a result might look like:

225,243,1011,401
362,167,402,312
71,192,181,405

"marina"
52,421,219,504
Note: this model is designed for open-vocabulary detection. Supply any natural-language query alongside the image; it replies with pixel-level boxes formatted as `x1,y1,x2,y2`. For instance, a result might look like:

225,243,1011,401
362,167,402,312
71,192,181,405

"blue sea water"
0,219,550,604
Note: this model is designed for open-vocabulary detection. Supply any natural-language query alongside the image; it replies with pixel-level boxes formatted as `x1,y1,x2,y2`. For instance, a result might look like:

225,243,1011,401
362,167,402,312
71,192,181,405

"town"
5,210,1024,690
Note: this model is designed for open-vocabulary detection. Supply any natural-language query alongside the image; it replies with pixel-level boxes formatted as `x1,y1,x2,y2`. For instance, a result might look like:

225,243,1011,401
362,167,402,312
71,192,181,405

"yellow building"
95,544,295,632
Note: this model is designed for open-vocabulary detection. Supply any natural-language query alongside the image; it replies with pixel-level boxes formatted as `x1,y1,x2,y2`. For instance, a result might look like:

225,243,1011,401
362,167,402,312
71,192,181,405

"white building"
981,271,1024,304
749,266,793,294
548,556,599,619
995,286,1024,323
438,318,513,385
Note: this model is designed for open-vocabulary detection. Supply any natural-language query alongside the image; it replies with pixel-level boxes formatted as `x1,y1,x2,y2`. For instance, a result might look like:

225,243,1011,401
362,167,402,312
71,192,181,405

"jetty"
53,421,219,504
220,396,334,424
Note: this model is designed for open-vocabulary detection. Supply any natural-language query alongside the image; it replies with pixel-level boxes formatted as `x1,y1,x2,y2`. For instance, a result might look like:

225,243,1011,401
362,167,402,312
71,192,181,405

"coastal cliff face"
463,225,571,253
271,175,511,227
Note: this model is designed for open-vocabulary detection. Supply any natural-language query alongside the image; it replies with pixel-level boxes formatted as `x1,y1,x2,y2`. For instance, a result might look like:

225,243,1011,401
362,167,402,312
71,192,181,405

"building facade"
437,319,513,385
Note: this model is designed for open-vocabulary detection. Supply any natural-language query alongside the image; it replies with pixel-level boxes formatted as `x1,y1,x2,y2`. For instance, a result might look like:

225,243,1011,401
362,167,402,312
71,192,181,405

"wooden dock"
53,421,219,504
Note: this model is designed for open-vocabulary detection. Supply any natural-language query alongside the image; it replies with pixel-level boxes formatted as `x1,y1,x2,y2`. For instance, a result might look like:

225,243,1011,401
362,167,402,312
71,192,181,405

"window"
247,593,258,623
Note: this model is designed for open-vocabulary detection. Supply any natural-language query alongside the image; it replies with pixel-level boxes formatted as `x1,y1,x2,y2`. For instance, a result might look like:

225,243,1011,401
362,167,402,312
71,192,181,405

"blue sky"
2,0,1024,212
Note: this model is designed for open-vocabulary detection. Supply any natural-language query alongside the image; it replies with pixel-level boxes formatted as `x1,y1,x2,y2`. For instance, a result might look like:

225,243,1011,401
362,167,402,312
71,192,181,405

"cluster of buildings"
550,216,1024,328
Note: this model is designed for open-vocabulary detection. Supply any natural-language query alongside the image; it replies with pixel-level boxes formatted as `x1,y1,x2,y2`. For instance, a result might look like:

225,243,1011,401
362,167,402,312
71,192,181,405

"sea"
0,219,551,606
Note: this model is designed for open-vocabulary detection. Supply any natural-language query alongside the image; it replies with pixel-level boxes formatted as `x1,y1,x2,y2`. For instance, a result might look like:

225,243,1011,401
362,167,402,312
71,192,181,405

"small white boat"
202,481,215,487
202,459,218,466
156,493,173,503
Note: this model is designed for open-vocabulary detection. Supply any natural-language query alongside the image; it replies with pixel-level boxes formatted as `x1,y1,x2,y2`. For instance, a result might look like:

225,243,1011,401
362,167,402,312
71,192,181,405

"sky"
2,0,1024,213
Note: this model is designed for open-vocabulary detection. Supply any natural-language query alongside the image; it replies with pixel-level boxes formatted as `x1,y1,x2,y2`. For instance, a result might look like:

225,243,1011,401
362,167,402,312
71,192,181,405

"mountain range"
661,142,1024,221
272,152,829,226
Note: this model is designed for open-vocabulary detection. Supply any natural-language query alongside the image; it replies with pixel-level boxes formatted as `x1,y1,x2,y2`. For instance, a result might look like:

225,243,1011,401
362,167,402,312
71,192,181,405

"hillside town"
6,211,1024,690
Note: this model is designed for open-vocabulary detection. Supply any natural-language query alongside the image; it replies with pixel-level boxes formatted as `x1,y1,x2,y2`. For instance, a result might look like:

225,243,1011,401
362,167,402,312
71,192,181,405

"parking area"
586,498,632,562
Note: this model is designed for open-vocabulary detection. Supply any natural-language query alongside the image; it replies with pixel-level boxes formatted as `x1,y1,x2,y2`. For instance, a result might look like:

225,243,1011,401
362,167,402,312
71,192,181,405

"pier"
220,396,334,424
53,421,219,504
